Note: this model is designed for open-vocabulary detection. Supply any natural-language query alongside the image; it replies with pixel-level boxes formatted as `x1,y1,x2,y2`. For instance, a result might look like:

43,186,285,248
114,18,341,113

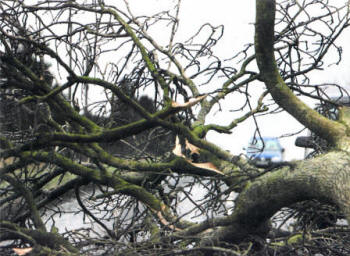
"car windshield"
248,138,279,152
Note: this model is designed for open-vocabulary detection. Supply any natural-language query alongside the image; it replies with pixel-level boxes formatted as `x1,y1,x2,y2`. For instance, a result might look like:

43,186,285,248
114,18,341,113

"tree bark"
254,0,348,148
197,151,350,244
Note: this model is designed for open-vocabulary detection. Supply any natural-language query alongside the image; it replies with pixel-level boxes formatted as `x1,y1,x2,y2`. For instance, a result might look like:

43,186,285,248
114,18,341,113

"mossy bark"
254,0,347,148
206,151,350,243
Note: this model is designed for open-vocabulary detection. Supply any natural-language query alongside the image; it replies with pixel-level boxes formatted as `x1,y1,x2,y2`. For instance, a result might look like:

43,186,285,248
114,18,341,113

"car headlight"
271,156,281,162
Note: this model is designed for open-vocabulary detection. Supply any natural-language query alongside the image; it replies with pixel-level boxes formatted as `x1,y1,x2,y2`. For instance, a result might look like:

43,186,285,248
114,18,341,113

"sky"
30,0,349,161
117,0,349,160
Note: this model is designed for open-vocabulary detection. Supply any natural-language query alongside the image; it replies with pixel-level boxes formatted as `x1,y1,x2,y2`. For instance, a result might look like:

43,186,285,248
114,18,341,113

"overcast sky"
42,0,349,160
116,0,349,160
99,0,350,160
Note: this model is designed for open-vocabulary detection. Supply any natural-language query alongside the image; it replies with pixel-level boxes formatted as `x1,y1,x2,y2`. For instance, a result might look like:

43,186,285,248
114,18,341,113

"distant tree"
0,1,350,255
0,38,54,142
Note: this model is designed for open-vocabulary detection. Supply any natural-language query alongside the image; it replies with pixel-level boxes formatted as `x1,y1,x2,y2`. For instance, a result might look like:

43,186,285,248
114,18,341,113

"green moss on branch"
254,0,347,147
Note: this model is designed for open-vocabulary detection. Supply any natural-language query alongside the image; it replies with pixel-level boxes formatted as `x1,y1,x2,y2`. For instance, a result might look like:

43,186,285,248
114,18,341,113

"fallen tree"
1,0,350,255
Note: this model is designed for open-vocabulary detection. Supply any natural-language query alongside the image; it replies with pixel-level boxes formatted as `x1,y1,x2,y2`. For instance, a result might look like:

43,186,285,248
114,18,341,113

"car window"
248,138,280,152
247,140,263,152
265,140,279,150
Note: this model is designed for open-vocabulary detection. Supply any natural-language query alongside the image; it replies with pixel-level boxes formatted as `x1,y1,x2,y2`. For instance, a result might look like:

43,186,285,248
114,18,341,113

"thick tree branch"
0,221,79,253
199,151,350,244
254,0,347,148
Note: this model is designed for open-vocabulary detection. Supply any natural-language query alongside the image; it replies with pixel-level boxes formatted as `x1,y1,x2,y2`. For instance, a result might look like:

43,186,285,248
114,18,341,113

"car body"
246,137,284,167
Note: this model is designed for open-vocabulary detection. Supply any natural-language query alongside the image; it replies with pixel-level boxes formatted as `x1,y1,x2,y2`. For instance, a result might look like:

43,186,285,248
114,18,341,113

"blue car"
246,137,284,167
